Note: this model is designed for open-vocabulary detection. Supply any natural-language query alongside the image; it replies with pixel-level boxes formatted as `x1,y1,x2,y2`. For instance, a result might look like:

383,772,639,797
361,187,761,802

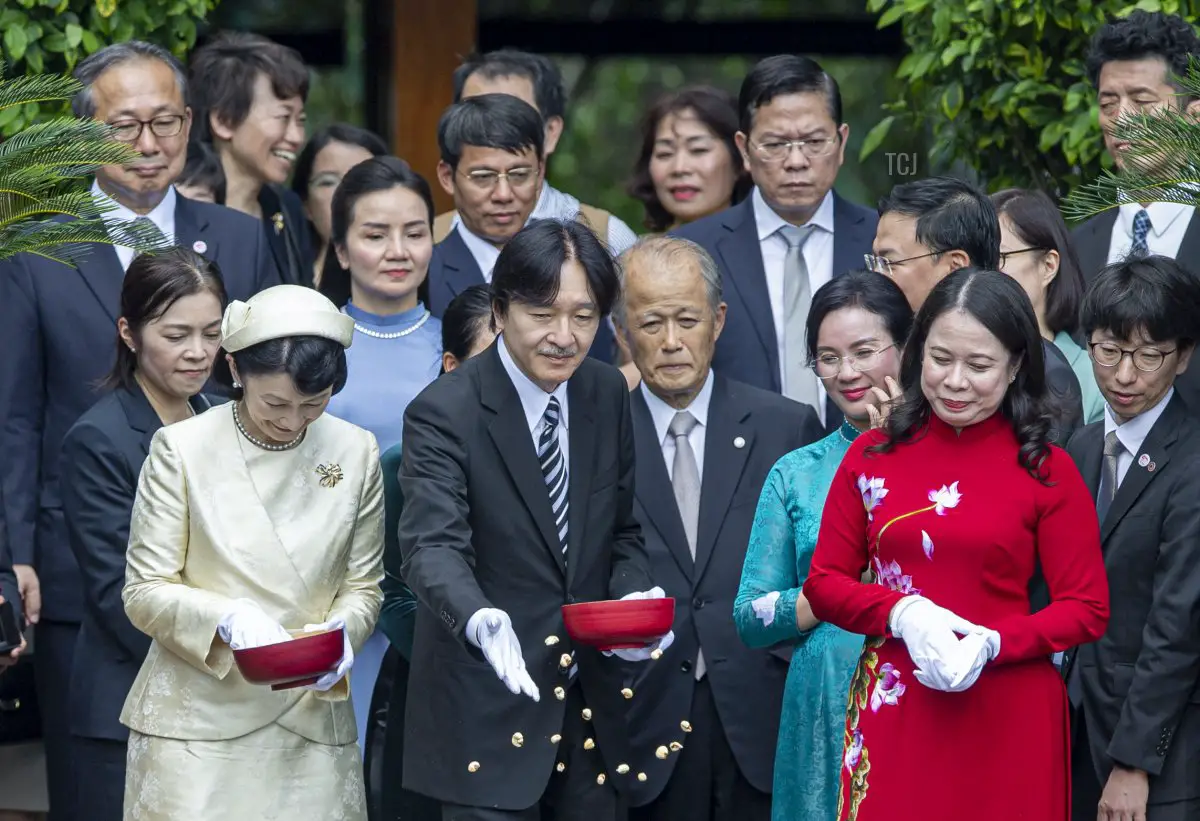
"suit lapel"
116,385,163,456
565,377,597,589
1073,423,1104,504
831,191,872,278
436,228,486,304
73,242,124,323
1101,397,1184,542
479,345,566,576
630,388,693,582
695,377,751,582
1076,211,1116,282
714,200,778,385
175,197,216,261
1175,209,1200,274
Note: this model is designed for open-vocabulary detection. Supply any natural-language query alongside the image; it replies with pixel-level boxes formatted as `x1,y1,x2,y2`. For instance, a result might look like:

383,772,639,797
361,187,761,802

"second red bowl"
561,597,675,651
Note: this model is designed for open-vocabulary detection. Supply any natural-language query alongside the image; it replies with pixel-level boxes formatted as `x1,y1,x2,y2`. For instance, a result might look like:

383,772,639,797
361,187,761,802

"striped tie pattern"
539,397,569,555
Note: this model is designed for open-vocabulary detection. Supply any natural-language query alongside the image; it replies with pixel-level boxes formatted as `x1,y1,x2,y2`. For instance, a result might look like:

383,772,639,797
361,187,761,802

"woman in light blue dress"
734,270,912,821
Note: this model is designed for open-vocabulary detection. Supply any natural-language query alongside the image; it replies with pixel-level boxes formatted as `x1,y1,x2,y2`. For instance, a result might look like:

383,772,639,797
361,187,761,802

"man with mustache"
398,219,669,821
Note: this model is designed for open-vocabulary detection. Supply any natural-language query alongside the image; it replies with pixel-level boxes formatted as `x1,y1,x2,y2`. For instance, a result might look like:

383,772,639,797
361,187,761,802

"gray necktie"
1097,430,1123,521
124,217,162,270
668,411,705,680
780,225,820,412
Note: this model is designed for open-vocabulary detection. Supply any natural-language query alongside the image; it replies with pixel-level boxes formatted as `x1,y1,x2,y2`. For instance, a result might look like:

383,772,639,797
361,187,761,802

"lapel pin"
1147,461,1156,472
272,212,285,234
733,436,745,449
192,240,207,254
1138,454,1150,468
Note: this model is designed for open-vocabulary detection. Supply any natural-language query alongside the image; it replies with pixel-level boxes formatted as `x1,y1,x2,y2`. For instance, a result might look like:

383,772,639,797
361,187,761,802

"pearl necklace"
345,308,431,340
232,402,304,452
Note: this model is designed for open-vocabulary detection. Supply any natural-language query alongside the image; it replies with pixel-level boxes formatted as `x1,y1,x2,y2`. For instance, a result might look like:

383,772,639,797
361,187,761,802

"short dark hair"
72,41,187,119
441,284,494,365
452,49,566,120
291,123,389,204
991,188,1085,336
871,268,1054,481
491,219,620,320
178,140,226,202
1080,255,1200,352
104,247,229,392
627,85,752,232
188,32,309,136
437,94,545,170
1086,10,1200,95
879,176,1001,270
738,54,842,135
214,336,349,398
806,269,913,362
318,156,435,308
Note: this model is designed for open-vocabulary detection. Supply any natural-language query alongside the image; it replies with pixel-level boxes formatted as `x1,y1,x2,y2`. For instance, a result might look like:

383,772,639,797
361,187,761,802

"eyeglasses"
810,344,897,379
1088,341,1177,372
460,167,538,192
108,115,186,143
999,247,1045,268
863,250,944,278
748,136,839,162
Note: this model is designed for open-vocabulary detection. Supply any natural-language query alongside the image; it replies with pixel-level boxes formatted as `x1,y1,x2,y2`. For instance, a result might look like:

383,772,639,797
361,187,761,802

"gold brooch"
315,463,343,488
272,212,285,234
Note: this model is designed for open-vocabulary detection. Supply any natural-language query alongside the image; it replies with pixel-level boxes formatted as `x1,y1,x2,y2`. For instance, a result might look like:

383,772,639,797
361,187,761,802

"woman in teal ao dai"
734,271,913,821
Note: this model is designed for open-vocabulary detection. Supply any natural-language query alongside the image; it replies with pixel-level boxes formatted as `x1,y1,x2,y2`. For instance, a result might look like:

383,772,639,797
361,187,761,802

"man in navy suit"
674,55,877,430
0,41,278,821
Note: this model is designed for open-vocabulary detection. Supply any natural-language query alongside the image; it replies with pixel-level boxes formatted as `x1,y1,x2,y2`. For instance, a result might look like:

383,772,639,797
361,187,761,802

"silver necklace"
232,402,304,452
345,307,431,339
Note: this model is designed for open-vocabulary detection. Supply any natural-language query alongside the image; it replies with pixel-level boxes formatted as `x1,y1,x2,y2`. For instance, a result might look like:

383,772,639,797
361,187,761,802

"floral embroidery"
869,662,907,712
857,475,888,521
839,635,882,820
843,727,863,772
929,482,962,515
921,530,934,560
873,479,964,571
874,556,919,594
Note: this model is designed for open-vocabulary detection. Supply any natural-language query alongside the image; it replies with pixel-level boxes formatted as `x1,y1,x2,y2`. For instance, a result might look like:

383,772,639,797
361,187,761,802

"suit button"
680,660,692,674
692,598,705,610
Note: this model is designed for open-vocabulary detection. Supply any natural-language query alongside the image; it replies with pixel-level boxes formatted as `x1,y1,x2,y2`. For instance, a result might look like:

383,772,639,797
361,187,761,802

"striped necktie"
539,397,569,556
1130,209,1151,257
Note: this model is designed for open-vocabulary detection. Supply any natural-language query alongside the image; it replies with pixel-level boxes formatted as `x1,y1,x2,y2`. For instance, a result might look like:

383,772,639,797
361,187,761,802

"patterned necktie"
1131,209,1151,257
539,397,569,556
780,225,820,413
1097,430,1123,521
124,217,161,271
668,410,705,679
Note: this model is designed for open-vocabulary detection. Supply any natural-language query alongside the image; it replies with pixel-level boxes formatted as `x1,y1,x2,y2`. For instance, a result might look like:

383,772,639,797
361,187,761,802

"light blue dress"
733,420,865,821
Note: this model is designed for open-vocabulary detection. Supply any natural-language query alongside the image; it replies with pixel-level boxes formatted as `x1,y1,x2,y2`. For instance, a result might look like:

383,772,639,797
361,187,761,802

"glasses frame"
863,250,944,278
459,167,538,193
748,136,840,162
107,114,186,143
999,246,1046,268
1087,341,1177,373
809,342,899,379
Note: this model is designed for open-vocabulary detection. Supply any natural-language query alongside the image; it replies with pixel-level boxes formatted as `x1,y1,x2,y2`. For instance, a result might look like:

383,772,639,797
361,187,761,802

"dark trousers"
441,683,625,821
35,620,78,821
72,736,127,821
629,677,770,821
372,647,440,821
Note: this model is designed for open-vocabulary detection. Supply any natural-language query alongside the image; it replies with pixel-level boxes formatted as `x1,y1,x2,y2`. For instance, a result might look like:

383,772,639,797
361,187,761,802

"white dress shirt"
497,333,570,467
752,186,833,425
640,370,714,483
456,222,503,283
1106,201,1193,264
92,179,176,272
1103,387,1173,488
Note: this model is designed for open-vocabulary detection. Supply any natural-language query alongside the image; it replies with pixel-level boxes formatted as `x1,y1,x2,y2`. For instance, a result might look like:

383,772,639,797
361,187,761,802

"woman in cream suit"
120,285,384,820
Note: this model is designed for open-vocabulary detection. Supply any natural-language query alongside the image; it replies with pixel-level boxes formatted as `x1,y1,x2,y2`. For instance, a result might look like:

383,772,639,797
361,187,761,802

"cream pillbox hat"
221,285,354,353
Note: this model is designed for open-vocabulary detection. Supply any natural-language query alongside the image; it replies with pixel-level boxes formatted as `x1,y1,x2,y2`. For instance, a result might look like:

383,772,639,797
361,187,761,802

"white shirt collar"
1117,201,1191,238
497,333,570,435
1104,386,1174,456
455,221,502,280
91,179,176,236
752,186,835,243
640,369,714,446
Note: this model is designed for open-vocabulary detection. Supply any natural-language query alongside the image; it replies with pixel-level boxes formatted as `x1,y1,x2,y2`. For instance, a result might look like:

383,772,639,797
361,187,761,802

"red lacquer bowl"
561,598,675,651
233,628,343,691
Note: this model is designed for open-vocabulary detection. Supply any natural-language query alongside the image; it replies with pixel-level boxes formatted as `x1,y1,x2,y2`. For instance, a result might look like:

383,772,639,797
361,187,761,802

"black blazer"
1043,339,1084,446
672,193,877,429
427,226,616,364
259,184,315,287
60,386,215,741
1064,395,1200,804
1071,212,1200,415
622,374,823,805
0,196,279,623
0,514,19,629
397,341,653,809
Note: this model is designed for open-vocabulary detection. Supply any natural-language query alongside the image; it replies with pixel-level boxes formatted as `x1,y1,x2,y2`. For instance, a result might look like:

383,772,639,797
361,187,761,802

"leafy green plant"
859,0,1200,196
0,0,216,136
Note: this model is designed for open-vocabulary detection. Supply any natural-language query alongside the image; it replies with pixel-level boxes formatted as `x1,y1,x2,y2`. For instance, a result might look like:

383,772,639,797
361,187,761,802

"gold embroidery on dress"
315,463,343,488
840,635,884,819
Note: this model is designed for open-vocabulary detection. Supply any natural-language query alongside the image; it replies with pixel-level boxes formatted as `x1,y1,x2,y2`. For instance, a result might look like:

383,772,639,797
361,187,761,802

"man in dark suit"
1063,256,1200,821
399,219,668,821
0,512,24,668
1070,11,1200,415
674,55,876,430
0,41,277,821
611,236,822,821
869,176,1084,444
428,93,614,362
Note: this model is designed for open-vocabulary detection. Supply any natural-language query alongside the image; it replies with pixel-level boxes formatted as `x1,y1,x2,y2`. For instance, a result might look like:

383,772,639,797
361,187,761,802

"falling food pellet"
468,761,481,772
655,746,669,760
670,742,683,752
637,772,648,782
559,653,572,668
650,648,663,660
545,635,560,646
556,762,566,773
616,764,630,774
680,720,692,733
554,687,565,701
621,688,633,699
583,738,595,750
550,734,562,744
581,708,593,721
511,733,524,747
596,773,606,785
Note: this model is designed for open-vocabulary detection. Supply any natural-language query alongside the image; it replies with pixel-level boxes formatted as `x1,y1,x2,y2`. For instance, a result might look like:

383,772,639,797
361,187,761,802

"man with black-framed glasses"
1063,254,1200,821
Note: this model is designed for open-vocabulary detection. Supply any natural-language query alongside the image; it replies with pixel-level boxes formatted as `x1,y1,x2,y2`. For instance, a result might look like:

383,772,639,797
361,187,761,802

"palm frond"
0,217,169,262
0,119,138,170
0,72,83,113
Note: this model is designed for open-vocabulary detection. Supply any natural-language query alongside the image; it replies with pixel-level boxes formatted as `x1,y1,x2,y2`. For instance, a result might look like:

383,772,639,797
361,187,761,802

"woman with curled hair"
804,268,1109,821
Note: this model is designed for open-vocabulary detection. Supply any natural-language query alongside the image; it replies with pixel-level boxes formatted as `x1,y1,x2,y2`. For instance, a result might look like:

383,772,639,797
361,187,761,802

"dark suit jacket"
0,195,278,623
672,193,877,429
623,374,823,805
1044,339,1084,446
397,341,653,809
59,386,214,741
259,183,315,287
1072,211,1200,416
0,511,19,630
1064,395,1200,804
427,226,616,364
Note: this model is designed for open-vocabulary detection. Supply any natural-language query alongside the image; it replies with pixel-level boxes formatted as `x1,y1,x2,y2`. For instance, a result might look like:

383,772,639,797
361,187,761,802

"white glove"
912,628,1000,692
217,599,291,650
889,596,989,691
465,608,540,702
302,617,353,692
604,587,676,663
